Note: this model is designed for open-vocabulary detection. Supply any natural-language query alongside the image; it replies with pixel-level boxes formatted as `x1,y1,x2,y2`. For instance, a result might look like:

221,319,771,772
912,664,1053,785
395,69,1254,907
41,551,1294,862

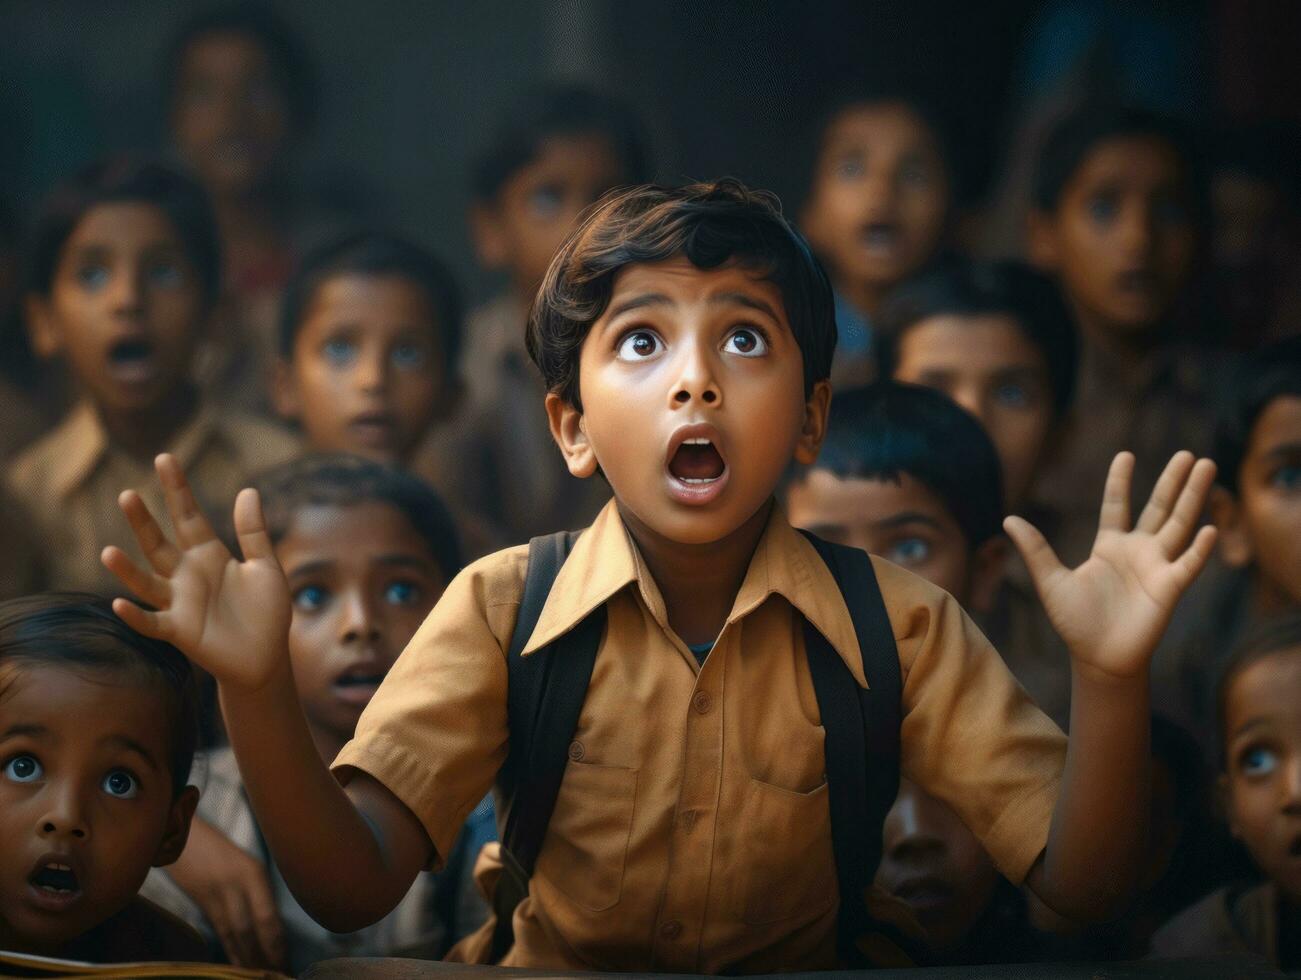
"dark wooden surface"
302,955,1283,979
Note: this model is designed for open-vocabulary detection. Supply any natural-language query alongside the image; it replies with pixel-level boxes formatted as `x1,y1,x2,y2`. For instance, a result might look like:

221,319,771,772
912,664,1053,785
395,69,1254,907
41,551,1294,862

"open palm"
101,454,291,690
1005,452,1218,681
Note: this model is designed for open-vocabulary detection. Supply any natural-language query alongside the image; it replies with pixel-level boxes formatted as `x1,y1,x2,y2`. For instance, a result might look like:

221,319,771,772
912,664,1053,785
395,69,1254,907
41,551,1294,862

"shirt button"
567,740,585,762
692,691,713,714
659,919,682,941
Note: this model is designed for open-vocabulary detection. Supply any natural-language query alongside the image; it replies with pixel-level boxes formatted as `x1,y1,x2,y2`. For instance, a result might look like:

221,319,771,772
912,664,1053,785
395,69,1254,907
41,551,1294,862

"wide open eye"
383,579,422,606
887,537,931,566
616,331,663,361
3,755,43,783
322,337,356,366
102,769,139,799
1240,745,1278,778
723,327,768,358
293,584,330,611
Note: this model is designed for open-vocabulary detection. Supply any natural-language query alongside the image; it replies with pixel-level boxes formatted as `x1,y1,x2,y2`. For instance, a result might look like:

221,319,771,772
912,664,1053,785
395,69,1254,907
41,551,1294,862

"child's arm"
102,455,432,932
1006,451,1217,920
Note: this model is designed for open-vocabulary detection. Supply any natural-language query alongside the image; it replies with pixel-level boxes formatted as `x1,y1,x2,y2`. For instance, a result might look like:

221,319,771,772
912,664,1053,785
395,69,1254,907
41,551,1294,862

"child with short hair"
104,179,1218,974
1150,613,1301,969
785,381,1008,614
5,157,299,594
1166,337,1301,737
452,84,649,543
875,258,1079,722
800,88,953,388
140,454,491,971
272,231,463,468
1028,103,1212,568
0,593,203,962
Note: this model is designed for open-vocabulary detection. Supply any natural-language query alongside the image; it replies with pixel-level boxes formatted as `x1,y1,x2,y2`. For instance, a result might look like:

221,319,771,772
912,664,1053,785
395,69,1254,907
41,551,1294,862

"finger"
156,453,219,550
216,888,259,968
117,490,181,576
1004,515,1068,596
111,597,173,643
1170,525,1218,593
1097,452,1135,533
1135,450,1195,534
1155,457,1218,555
243,871,288,968
233,488,277,564
101,546,173,609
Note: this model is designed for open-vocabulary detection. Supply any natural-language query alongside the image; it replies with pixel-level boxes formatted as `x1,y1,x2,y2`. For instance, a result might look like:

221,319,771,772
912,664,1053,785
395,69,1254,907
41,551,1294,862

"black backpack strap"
798,530,903,966
490,531,606,962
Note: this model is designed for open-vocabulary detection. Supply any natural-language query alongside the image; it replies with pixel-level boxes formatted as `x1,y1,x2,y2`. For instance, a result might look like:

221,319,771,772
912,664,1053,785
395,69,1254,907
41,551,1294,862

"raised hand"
1005,451,1218,682
100,453,291,690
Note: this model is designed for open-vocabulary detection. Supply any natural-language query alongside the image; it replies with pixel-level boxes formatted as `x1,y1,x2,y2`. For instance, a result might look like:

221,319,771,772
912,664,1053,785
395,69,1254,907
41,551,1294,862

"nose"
38,782,90,842
339,587,381,645
948,384,987,428
354,346,387,394
1118,201,1156,257
669,339,722,409
109,264,145,314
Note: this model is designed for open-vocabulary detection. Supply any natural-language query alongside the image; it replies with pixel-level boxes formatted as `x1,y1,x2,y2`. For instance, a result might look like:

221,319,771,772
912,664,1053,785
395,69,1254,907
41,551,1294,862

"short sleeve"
331,546,527,869
875,556,1067,884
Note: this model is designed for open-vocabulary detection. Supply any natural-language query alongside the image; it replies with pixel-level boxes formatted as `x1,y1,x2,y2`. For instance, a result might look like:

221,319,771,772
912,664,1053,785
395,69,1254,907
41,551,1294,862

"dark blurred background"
4,0,1295,303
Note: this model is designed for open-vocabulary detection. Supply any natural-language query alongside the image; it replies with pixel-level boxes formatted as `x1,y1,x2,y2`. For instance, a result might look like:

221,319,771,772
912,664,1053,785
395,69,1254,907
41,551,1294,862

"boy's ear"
1209,485,1252,568
1026,208,1059,271
469,202,509,270
24,293,62,359
271,359,301,422
968,534,1010,615
545,392,599,479
152,784,200,867
792,380,833,467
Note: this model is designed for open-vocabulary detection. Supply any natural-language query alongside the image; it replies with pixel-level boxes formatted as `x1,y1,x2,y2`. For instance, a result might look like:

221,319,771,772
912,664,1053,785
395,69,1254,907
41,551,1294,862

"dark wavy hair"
527,178,837,410
0,593,199,798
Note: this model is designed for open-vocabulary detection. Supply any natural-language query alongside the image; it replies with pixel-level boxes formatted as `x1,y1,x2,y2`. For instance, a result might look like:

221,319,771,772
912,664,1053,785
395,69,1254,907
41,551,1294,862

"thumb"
1004,515,1067,596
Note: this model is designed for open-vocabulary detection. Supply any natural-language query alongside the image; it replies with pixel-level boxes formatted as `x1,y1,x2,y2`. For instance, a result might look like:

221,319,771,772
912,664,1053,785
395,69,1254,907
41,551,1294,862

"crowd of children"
1,4,1299,976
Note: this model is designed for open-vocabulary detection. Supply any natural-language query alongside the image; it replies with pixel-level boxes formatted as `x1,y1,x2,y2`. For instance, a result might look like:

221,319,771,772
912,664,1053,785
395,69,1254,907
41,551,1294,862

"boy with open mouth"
105,178,1218,972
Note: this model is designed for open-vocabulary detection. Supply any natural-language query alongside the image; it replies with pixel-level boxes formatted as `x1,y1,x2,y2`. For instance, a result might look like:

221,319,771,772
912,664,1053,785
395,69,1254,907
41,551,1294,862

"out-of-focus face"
875,779,1000,953
29,204,202,420
1032,136,1196,340
552,257,828,547
1221,649,1301,904
171,31,291,200
787,469,974,604
1216,395,1301,610
802,103,950,301
278,502,447,751
0,665,195,956
474,133,629,297
892,315,1055,508
278,273,450,465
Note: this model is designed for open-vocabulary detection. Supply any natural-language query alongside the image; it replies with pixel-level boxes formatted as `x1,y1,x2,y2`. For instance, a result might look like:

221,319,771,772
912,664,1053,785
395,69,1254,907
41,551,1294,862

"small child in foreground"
141,454,492,971
103,180,1218,973
1150,613,1301,970
0,593,202,962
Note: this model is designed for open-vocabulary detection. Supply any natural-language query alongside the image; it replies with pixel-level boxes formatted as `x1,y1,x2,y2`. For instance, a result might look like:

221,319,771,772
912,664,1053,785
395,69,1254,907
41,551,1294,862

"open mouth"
348,412,397,447
27,858,83,908
332,663,386,706
668,438,726,484
892,874,954,911
106,337,157,383
859,221,901,254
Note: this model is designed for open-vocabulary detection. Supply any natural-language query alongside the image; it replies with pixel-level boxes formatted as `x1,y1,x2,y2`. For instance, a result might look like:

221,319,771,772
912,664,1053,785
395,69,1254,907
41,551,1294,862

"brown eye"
724,328,767,357
616,330,662,361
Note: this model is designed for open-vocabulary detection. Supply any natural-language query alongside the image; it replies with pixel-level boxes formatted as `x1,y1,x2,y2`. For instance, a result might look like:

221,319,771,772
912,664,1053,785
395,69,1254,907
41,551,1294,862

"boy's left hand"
1006,451,1217,682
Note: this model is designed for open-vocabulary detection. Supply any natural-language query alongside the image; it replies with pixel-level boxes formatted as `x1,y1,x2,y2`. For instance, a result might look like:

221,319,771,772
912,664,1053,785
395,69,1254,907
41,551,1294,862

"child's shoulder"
450,541,532,611
1149,882,1272,961
6,402,100,497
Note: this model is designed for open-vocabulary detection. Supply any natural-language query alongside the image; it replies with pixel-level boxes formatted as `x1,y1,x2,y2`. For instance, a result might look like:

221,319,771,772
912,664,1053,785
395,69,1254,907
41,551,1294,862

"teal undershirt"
687,641,714,667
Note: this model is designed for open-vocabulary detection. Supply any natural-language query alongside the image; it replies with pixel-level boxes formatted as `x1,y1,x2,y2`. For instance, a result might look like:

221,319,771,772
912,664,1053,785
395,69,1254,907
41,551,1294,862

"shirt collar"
45,400,221,499
522,499,868,688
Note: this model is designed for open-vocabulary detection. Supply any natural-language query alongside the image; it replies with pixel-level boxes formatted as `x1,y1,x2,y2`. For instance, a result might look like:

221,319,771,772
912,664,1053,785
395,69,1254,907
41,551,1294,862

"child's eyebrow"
1231,716,1274,740
707,292,781,322
101,734,162,772
607,293,673,319
0,722,49,742
285,558,335,579
1261,441,1301,461
873,512,943,531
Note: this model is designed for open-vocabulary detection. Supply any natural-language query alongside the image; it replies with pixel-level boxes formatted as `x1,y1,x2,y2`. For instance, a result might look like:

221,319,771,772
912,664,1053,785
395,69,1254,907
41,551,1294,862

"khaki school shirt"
333,499,1067,974
5,400,299,593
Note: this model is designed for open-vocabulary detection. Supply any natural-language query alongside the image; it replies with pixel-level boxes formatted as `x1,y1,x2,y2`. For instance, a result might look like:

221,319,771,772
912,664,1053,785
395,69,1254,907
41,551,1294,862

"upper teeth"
683,438,712,446
46,863,70,871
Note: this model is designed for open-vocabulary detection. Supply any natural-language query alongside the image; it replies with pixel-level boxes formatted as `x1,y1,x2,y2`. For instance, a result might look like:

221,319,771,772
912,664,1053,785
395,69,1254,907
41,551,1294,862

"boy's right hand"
101,453,291,691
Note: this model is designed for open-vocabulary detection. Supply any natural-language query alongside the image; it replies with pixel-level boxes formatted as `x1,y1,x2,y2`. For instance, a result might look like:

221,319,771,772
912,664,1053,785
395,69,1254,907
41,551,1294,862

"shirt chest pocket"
535,760,638,912
735,776,837,924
